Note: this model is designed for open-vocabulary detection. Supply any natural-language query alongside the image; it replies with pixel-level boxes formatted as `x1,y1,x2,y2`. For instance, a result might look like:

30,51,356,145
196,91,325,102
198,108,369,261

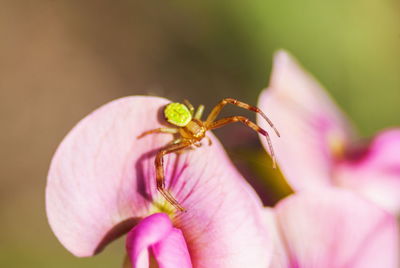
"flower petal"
126,213,173,268
335,129,400,213
271,189,398,268
46,96,168,256
126,213,192,268
46,96,272,266
258,51,354,190
168,138,272,267
152,228,192,268
263,208,290,268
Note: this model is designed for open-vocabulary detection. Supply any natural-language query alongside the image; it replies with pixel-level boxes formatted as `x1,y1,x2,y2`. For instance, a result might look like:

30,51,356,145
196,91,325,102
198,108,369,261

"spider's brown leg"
208,116,277,168
194,141,202,148
194,104,204,120
137,127,178,139
205,136,212,146
205,98,280,137
183,100,195,115
170,139,191,155
155,141,192,212
169,138,182,145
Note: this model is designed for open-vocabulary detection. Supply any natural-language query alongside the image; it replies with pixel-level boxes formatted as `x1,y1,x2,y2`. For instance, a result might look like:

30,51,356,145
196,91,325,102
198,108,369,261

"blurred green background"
1,0,399,267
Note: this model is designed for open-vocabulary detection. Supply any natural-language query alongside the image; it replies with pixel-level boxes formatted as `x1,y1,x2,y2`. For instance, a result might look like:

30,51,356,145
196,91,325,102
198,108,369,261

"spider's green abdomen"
164,102,192,127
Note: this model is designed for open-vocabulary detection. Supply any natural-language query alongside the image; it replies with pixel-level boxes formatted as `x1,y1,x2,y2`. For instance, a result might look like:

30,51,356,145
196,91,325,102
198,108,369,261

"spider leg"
205,136,212,146
171,139,192,155
155,141,193,212
193,141,202,148
169,138,182,145
205,98,280,137
208,116,277,168
137,127,178,139
183,99,195,115
194,104,204,120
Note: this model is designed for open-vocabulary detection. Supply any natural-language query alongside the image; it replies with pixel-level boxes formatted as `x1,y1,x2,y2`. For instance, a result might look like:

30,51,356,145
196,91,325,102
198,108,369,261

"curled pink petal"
270,189,398,268
46,96,272,266
152,228,192,268
335,129,400,213
258,50,354,190
126,213,172,268
126,213,192,268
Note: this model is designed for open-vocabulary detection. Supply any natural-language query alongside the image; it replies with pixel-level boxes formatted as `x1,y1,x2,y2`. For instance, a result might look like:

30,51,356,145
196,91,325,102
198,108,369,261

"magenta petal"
46,96,272,265
126,213,192,268
336,129,400,213
258,51,354,190
152,228,192,268
271,189,399,268
126,213,172,268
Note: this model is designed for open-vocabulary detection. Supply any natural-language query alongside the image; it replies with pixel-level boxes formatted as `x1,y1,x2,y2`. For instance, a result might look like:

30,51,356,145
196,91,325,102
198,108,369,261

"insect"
138,98,280,212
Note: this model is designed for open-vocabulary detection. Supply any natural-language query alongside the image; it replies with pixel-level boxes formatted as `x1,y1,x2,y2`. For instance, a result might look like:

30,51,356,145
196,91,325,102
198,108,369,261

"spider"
138,98,280,212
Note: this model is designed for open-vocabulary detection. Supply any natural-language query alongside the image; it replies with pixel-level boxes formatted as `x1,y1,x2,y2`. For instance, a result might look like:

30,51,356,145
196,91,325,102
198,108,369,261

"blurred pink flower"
258,51,400,213
46,96,271,267
265,189,398,268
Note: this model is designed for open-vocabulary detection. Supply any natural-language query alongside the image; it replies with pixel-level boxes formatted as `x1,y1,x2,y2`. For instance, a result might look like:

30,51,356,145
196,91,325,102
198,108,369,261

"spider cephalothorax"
138,98,280,212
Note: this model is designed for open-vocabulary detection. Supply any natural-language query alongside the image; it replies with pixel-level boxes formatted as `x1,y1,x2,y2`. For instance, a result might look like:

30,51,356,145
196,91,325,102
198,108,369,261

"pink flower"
266,188,398,268
258,51,400,213
46,96,271,267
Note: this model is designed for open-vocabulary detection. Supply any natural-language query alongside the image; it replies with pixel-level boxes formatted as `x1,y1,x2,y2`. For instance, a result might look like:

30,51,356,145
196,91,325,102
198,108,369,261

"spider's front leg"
208,116,277,168
155,141,192,212
205,98,280,137
137,127,178,139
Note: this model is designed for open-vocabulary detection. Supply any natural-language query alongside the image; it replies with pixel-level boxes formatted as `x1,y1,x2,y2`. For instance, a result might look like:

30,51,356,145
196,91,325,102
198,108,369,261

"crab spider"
138,98,280,212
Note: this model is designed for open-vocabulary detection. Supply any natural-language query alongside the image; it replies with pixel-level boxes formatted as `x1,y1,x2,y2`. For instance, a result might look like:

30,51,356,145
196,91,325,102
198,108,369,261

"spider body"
164,102,192,127
179,119,206,140
138,98,280,212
